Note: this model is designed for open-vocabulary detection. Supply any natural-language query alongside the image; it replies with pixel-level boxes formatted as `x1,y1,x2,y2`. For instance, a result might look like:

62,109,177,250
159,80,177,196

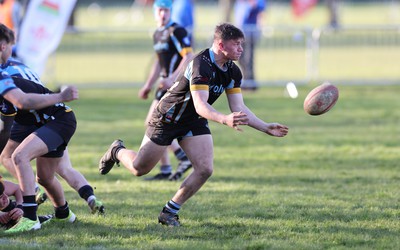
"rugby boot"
99,139,125,175
144,172,171,181
53,210,77,223
5,217,41,233
88,198,105,215
35,186,48,205
158,207,180,227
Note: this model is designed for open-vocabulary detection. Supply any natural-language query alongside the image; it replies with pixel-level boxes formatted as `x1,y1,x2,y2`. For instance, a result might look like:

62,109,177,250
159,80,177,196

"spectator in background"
171,0,194,44
134,0,195,43
0,0,22,35
326,0,340,28
219,0,236,22
0,0,23,58
234,0,266,90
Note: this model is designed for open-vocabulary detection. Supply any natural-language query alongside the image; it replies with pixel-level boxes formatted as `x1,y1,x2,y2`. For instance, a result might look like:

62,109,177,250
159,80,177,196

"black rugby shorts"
146,118,211,146
10,111,76,158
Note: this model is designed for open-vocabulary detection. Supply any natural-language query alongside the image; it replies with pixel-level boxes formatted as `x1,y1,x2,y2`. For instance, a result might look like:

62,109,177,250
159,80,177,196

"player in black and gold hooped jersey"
99,23,289,226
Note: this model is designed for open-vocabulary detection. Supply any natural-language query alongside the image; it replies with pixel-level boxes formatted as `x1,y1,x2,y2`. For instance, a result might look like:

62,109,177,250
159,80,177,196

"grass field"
1,1,399,249
1,84,399,249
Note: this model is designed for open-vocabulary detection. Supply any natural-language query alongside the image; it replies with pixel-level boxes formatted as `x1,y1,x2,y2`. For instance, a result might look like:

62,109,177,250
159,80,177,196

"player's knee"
11,151,28,169
133,163,155,176
37,170,57,187
36,175,48,187
197,165,213,180
132,165,150,176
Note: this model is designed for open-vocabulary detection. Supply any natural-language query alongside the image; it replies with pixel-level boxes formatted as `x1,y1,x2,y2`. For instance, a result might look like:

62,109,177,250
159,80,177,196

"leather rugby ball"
304,83,339,115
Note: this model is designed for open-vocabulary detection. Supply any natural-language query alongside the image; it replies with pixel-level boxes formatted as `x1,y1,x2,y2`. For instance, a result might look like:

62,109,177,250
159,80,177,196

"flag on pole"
292,0,318,17
16,0,77,76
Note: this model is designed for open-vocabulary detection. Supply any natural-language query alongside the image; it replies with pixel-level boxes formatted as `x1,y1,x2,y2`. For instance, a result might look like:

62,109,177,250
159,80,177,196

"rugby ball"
304,83,339,115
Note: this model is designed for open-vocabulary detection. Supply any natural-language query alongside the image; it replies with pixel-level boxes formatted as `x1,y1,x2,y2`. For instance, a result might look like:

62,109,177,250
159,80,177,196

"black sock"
78,185,94,201
55,201,70,219
174,148,188,161
22,195,37,221
112,145,125,161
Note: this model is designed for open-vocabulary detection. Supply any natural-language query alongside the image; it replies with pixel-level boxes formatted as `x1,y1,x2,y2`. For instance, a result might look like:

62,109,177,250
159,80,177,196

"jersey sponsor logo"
209,84,225,95
154,42,169,52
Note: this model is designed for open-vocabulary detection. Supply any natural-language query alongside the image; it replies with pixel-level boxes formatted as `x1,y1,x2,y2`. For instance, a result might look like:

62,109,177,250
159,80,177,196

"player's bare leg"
36,158,66,207
168,139,193,181
11,135,47,197
5,135,50,233
36,155,76,223
99,135,167,176
158,135,214,226
121,136,167,176
54,150,104,214
144,148,172,180
142,100,173,180
1,140,48,205
53,150,87,190
0,140,19,179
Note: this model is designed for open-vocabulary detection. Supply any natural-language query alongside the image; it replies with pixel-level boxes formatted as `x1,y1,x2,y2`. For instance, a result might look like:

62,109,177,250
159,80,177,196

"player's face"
221,38,244,61
154,7,171,27
0,41,13,64
0,192,10,210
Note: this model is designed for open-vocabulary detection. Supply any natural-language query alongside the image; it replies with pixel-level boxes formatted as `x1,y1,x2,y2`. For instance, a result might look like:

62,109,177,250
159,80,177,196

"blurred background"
3,0,400,88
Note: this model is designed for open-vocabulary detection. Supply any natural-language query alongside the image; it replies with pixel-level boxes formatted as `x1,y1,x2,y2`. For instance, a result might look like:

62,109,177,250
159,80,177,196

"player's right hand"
139,85,151,99
60,86,79,102
225,111,248,131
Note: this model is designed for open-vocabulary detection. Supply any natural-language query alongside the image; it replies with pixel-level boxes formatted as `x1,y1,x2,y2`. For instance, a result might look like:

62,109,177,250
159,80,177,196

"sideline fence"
43,25,400,87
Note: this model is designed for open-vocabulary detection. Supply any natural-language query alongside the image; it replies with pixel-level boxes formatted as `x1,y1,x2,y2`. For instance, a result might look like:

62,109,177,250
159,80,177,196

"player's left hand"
265,123,289,137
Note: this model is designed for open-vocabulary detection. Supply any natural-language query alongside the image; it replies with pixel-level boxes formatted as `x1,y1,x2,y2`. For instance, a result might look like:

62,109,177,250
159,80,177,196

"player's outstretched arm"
4,86,78,110
227,93,289,137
